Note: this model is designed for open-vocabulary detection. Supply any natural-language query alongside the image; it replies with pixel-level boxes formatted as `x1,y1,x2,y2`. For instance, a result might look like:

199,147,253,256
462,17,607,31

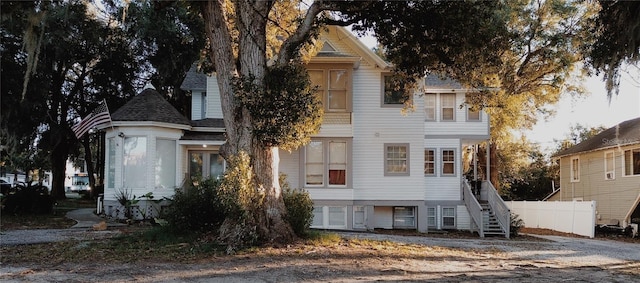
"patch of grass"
303,230,342,246
1,198,96,231
1,226,227,264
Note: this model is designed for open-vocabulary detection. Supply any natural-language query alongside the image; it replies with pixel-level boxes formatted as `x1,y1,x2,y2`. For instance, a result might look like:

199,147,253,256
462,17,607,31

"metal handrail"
484,181,510,238
463,179,484,237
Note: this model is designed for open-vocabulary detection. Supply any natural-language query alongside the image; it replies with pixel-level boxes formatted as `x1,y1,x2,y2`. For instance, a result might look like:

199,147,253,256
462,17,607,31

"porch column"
485,141,490,181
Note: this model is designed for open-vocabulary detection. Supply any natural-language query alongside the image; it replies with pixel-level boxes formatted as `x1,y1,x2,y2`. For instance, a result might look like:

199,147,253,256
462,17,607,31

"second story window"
425,94,436,121
308,65,352,113
441,93,455,121
382,74,408,106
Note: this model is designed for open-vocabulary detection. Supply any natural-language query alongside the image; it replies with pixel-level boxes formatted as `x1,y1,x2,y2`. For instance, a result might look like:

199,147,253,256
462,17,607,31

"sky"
353,31,640,153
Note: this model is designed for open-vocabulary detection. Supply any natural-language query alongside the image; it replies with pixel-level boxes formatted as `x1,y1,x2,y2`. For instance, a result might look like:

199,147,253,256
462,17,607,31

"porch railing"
484,180,510,238
463,180,484,237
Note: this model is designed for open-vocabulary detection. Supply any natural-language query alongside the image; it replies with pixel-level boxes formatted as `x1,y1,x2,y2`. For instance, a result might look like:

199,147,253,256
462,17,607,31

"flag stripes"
72,101,112,139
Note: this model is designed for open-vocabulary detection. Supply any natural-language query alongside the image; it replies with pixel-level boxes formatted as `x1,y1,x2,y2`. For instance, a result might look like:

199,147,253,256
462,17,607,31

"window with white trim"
441,93,455,121
107,138,115,189
305,139,349,187
605,151,615,180
393,206,416,228
624,148,640,176
570,157,580,182
441,149,455,176
155,139,176,189
425,94,436,121
465,94,480,121
442,207,456,228
424,149,435,175
123,137,147,189
311,207,323,227
385,144,410,176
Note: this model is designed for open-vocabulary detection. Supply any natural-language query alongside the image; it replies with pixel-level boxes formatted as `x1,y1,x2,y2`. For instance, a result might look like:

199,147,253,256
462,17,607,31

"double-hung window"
385,144,410,176
604,151,615,180
308,65,352,113
441,93,455,121
424,94,436,121
305,139,349,187
424,149,435,175
570,157,580,182
442,207,456,228
441,149,455,176
624,148,640,176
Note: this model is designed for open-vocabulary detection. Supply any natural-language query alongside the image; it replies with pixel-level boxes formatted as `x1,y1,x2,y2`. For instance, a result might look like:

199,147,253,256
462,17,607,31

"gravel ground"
1,229,639,282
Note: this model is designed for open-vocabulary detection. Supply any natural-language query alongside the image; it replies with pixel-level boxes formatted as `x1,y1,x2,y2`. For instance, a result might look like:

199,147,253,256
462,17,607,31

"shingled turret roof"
111,88,190,125
553,116,640,158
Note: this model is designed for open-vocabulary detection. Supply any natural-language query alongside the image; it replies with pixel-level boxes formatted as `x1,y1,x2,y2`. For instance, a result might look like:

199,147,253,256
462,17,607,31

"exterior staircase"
480,202,506,237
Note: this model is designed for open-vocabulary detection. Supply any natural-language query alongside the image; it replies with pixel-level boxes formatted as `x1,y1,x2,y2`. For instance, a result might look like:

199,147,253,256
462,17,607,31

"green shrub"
510,213,524,237
163,177,225,233
281,174,314,237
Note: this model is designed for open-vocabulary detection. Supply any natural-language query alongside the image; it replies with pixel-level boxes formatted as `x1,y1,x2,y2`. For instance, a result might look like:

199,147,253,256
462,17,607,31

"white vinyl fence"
507,201,596,238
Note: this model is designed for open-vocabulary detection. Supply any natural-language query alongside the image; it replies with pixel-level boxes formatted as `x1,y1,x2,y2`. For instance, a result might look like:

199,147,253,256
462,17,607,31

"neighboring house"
548,117,640,227
99,26,509,237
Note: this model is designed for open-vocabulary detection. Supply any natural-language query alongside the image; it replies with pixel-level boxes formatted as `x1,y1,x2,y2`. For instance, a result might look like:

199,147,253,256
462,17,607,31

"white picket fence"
506,200,596,238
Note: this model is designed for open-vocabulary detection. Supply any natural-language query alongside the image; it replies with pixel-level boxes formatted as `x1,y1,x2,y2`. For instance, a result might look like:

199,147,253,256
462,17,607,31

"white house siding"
205,76,223,119
456,204,472,230
554,146,640,225
424,138,462,201
424,92,489,137
191,92,203,120
374,206,394,229
279,149,300,189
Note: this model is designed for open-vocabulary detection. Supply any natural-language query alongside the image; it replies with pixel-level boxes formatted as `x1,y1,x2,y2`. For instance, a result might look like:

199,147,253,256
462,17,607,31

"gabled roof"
111,88,191,126
180,64,207,91
553,116,640,158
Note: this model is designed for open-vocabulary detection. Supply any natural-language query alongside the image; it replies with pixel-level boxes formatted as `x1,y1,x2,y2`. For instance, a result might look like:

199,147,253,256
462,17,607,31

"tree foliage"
234,63,323,151
587,0,640,97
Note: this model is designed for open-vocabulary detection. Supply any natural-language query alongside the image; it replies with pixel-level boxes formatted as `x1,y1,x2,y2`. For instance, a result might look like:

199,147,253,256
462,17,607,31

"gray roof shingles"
553,116,640,157
180,64,207,91
111,88,191,125
425,74,463,89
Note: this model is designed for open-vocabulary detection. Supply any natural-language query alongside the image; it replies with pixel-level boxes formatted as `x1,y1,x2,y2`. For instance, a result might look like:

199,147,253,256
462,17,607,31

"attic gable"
312,26,389,70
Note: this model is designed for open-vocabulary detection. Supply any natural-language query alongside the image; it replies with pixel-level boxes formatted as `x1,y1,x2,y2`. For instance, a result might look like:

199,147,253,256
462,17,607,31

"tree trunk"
50,140,69,200
202,0,294,245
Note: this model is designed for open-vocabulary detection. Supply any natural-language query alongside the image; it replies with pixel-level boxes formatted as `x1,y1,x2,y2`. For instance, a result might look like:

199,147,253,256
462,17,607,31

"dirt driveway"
1,230,638,282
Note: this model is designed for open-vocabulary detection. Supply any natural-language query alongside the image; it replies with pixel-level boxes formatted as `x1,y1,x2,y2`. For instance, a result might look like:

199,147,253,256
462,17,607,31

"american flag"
72,100,112,139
